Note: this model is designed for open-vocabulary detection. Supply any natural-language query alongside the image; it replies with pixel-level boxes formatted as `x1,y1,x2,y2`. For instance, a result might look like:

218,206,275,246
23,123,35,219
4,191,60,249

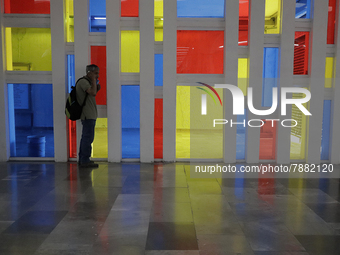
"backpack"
65,77,89,121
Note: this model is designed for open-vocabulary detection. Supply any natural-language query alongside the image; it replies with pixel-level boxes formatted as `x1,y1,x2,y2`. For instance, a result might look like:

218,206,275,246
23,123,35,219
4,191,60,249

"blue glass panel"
122,85,140,158
262,48,279,107
89,0,106,32
236,113,247,160
177,0,224,18
321,100,331,160
295,0,311,19
67,55,75,93
8,84,54,157
155,54,163,86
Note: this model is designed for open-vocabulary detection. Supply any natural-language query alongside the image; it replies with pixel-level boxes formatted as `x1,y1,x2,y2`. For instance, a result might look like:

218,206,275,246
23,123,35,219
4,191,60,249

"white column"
74,0,90,160
106,0,121,162
330,0,340,164
276,0,295,164
140,0,155,162
246,0,265,163
51,0,67,162
223,0,239,163
0,0,9,161
163,0,177,162
306,0,328,163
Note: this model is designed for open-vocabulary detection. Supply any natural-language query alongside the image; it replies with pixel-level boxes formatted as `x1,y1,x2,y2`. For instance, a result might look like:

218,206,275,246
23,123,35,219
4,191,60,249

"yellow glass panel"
65,0,74,42
238,58,248,95
92,118,108,158
190,86,223,159
265,0,281,34
176,86,190,158
6,28,13,70
7,28,52,71
155,0,163,41
325,57,333,88
290,92,308,159
121,31,140,72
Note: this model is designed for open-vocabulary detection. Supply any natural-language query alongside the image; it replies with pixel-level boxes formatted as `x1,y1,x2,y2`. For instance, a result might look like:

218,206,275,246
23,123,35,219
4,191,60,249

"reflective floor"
0,162,339,255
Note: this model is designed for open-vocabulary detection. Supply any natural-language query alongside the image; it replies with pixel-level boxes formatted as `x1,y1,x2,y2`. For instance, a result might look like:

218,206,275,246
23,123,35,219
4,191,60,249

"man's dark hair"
86,64,99,73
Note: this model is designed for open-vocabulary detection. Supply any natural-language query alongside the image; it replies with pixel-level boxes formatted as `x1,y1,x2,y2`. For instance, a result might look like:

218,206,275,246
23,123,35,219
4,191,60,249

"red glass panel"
177,30,224,74
259,120,276,160
294,31,309,75
327,0,336,44
121,0,139,17
5,0,50,14
154,99,163,159
239,0,249,46
68,119,77,158
91,46,107,105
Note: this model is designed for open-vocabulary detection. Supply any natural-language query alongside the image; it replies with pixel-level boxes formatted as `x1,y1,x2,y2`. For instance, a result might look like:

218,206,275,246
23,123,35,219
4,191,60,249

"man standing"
77,64,101,168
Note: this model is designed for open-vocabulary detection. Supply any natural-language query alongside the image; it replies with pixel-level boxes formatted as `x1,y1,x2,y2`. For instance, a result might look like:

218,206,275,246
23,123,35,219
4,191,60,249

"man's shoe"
78,162,99,168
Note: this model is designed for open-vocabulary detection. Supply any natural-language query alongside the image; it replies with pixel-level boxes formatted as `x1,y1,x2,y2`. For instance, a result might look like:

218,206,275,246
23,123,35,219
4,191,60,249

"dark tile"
4,211,67,234
0,233,47,253
146,222,198,250
306,203,340,223
295,235,340,255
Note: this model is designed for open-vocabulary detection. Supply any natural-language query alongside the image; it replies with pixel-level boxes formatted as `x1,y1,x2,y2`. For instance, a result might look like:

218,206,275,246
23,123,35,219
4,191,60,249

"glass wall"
239,0,249,46
265,0,280,34
321,100,331,160
89,0,106,32
154,99,163,159
177,0,224,18
177,30,224,74
121,31,140,73
8,84,54,157
6,28,52,71
5,0,50,14
122,86,140,158
295,0,311,19
294,32,310,75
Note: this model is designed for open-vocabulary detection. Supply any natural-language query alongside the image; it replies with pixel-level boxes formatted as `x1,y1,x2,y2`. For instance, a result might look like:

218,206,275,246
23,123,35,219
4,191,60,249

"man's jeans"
79,119,96,164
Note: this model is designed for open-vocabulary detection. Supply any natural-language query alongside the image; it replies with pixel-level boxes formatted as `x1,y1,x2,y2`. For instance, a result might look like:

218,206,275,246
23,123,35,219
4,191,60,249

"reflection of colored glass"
239,0,249,46
327,0,336,44
122,0,139,17
294,32,309,75
121,31,140,73
6,28,52,71
177,30,224,74
122,86,140,158
262,48,279,107
155,99,163,159
155,0,163,41
92,118,108,158
321,100,331,160
325,57,334,88
176,86,190,158
265,0,281,34
290,92,307,159
8,84,55,157
5,0,50,14
295,0,311,18
65,0,74,42
91,46,107,105
259,120,276,160
177,0,224,18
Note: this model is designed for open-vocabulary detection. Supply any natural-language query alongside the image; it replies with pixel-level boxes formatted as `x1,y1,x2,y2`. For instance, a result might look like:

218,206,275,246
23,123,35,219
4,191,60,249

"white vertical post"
330,0,340,164
140,0,155,162
51,0,67,162
74,0,90,160
163,0,177,162
306,0,328,163
0,0,9,161
246,0,265,163
107,0,121,162
276,0,295,164
223,0,239,163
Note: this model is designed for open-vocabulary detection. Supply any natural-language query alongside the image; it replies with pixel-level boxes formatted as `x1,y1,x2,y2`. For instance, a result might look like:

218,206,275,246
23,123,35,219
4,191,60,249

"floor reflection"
0,162,339,254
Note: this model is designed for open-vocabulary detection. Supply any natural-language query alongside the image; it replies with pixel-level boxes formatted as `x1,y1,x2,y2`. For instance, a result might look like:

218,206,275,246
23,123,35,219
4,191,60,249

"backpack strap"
75,77,90,107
